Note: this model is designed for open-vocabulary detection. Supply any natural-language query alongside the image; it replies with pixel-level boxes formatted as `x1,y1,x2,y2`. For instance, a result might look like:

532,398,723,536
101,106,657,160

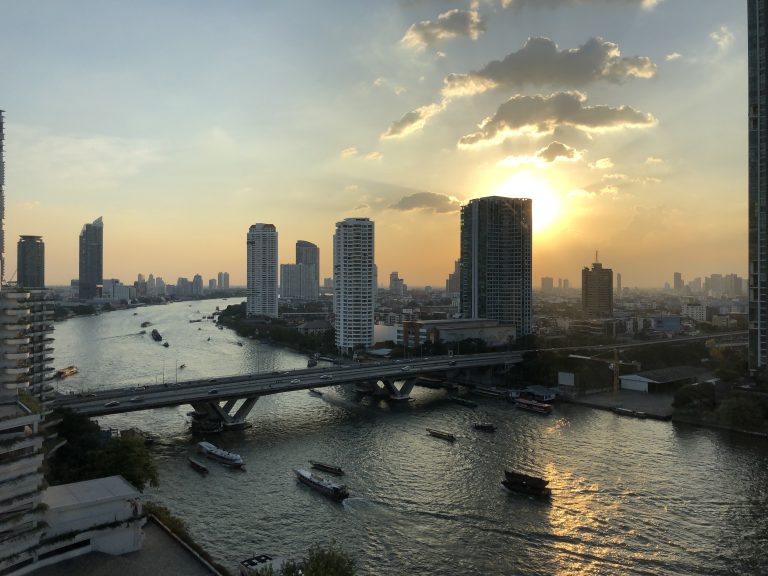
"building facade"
78,217,103,300
459,196,532,335
0,111,6,282
750,0,768,370
247,224,278,317
296,240,319,300
333,218,375,354
17,236,44,289
582,261,614,318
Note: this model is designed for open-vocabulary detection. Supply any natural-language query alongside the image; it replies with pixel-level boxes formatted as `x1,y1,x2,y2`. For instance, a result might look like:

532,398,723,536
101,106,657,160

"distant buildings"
445,260,460,296
247,223,278,317
541,277,554,294
281,240,319,301
389,271,406,297
582,260,613,318
673,272,683,293
217,271,230,290
459,196,532,335
17,235,44,288
749,0,767,370
334,217,375,354
78,217,103,300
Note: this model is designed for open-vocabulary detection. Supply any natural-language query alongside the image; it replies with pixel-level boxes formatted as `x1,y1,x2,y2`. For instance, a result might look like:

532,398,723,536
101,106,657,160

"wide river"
52,300,768,575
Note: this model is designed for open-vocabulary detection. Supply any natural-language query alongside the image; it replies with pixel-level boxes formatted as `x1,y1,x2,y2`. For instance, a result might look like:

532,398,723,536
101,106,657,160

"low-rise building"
397,319,516,349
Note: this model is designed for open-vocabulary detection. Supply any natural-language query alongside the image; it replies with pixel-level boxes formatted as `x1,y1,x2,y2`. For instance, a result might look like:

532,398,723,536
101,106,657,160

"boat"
141,321,152,328
473,387,505,398
197,441,245,469
307,358,318,367
426,428,456,442
502,470,552,498
514,398,553,415
294,468,349,501
309,460,344,476
151,329,162,342
163,342,170,348
188,456,209,475
449,396,477,408
55,365,79,379
179,364,186,369
614,407,647,419
308,389,323,397
473,422,496,432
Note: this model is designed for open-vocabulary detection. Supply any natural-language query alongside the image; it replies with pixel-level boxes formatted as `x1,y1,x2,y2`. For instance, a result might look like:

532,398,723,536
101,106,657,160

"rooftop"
43,475,139,511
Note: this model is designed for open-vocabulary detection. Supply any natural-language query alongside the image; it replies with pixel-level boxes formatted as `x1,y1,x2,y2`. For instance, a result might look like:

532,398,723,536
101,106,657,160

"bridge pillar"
190,396,259,431
381,377,417,401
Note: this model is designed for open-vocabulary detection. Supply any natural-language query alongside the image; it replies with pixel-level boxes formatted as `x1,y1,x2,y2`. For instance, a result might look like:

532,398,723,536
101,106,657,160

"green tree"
254,542,355,576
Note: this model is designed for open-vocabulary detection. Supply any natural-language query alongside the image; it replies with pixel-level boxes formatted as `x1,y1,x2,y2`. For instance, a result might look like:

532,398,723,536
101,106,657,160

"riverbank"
561,390,674,421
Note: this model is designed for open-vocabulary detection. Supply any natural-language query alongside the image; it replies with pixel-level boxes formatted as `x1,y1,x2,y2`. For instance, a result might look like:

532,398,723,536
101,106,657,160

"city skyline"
0,1,748,287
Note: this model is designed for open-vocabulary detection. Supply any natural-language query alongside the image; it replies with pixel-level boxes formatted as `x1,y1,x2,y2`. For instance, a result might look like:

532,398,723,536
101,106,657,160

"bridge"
52,352,523,430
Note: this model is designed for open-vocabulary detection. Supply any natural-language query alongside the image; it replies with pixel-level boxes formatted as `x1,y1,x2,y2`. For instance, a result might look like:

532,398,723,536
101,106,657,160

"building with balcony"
78,218,103,300
247,224,278,317
17,237,44,290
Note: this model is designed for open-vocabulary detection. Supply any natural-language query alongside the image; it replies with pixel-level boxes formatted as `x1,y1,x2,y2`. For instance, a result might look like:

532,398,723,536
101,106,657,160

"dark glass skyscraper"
78,217,103,299
17,236,44,288
749,0,767,371
460,196,532,335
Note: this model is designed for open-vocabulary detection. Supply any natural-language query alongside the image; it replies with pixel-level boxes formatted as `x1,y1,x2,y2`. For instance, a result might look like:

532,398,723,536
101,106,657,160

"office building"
247,224,278,317
541,277,554,294
673,272,683,293
750,0,768,370
192,274,203,296
78,217,103,300
334,218,375,354
208,278,216,291
217,271,230,290
616,273,622,298
445,260,460,296
459,196,532,335
389,271,406,297
17,235,45,288
582,260,614,318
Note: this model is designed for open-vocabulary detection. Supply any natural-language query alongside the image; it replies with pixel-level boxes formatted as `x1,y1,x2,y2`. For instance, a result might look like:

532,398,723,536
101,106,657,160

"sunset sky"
0,0,747,288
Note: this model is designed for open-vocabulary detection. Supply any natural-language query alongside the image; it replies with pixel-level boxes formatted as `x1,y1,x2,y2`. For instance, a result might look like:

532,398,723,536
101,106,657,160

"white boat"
294,468,349,501
197,441,244,468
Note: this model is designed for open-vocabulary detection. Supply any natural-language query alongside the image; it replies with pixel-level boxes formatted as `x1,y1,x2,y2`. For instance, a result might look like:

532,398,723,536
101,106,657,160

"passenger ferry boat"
426,428,456,442
294,468,349,501
514,398,553,415
502,470,552,498
197,441,244,469
309,460,344,476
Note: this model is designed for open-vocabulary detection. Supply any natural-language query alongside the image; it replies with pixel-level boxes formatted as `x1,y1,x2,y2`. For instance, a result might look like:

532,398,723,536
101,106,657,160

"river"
52,300,768,575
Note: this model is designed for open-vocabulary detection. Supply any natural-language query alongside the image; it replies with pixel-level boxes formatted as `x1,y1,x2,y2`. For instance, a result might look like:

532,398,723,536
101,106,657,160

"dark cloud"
459,91,656,148
401,9,486,49
390,192,460,213
536,141,578,162
444,37,656,96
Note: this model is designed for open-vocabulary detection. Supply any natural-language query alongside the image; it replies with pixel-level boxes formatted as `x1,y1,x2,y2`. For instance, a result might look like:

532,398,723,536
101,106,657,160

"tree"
254,542,356,576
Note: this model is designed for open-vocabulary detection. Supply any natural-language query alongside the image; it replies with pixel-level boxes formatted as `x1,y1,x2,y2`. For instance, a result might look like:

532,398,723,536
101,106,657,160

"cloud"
458,91,656,148
645,156,663,165
381,101,447,139
590,157,614,170
401,9,486,49
365,151,383,161
340,147,358,158
390,191,461,213
501,0,661,9
373,77,406,95
498,141,581,166
710,26,734,52
665,52,682,61
443,37,656,97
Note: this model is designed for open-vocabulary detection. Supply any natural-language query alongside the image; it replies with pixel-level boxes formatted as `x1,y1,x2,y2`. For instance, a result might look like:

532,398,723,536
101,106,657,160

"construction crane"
568,350,641,393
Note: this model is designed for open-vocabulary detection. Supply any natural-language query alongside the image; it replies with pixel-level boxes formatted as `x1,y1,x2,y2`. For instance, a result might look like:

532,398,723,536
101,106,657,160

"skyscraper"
296,240,320,300
460,196,532,335
445,260,460,295
334,218,375,354
582,260,614,318
17,235,44,288
750,0,768,371
78,217,103,300
247,224,278,317
217,271,230,290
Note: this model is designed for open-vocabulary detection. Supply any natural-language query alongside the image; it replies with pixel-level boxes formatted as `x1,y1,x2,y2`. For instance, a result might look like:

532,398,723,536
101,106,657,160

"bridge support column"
381,377,416,401
190,396,259,431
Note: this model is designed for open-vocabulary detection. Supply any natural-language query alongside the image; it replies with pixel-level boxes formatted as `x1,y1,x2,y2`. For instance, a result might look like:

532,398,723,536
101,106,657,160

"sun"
493,170,561,233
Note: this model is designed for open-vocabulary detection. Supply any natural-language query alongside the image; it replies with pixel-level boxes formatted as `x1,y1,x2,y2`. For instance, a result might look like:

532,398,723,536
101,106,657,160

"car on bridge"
208,389,219,395
290,379,301,384
320,374,333,380
130,396,144,403
104,401,120,407
401,366,411,371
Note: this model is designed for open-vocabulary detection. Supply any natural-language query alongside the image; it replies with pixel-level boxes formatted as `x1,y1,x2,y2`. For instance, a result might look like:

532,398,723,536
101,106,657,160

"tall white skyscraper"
247,224,278,317
333,218,375,354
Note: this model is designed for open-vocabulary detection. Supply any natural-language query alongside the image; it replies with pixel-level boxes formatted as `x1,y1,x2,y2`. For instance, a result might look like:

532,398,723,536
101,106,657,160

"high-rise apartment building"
459,196,532,335
17,235,45,288
389,271,406,297
750,0,768,370
78,217,103,300
334,218,375,354
582,260,614,318
673,272,683,293
217,271,230,290
445,260,460,296
541,277,554,293
247,224,278,317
